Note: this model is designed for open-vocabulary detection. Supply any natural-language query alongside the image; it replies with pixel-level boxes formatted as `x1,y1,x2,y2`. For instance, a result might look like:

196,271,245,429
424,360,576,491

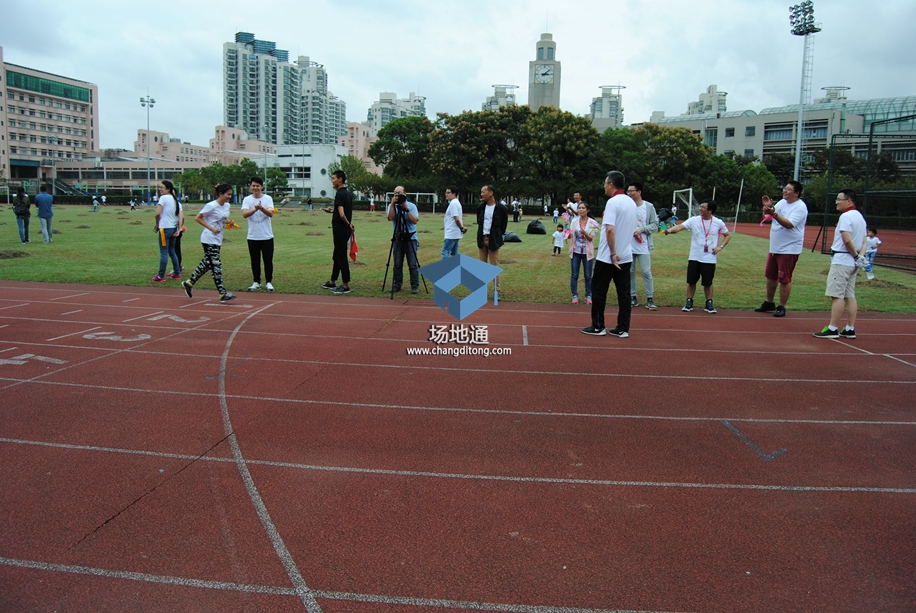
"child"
552,208,559,225
865,227,881,280
552,224,565,256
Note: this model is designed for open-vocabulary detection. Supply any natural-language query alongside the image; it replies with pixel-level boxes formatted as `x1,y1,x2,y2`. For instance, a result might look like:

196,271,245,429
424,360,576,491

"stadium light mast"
790,1,821,181
140,93,155,204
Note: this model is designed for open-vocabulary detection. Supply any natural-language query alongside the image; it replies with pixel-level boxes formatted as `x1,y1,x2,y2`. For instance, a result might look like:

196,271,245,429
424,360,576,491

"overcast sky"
2,0,914,151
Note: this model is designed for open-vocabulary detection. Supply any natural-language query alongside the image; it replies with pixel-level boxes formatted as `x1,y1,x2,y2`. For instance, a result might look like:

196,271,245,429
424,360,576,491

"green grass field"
3,203,915,312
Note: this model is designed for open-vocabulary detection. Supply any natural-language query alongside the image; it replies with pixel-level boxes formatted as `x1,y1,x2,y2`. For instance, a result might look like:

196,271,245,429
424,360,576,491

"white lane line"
522,326,529,346
0,556,294,596
49,293,90,301
0,303,29,312
61,310,83,316
2,436,914,495
0,325,7,330
122,298,140,302
0,347,17,354
216,303,321,613
0,555,693,613
3,381,916,427
123,311,163,323
884,354,916,369
179,299,212,309
46,326,101,342
839,341,874,355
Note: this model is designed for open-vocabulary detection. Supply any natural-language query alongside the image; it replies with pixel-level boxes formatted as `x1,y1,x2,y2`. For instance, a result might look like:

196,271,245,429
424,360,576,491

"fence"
818,116,916,272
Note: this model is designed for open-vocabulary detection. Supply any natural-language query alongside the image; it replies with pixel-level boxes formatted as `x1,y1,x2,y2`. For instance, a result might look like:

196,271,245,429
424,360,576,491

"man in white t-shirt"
241,176,275,291
582,171,638,338
626,182,659,311
756,181,808,317
441,185,467,259
664,198,731,314
813,189,868,339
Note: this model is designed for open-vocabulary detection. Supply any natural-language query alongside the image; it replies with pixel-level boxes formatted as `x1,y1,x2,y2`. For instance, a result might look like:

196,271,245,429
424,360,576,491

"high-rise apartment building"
688,84,728,115
590,85,625,132
482,85,518,112
366,92,427,133
1,45,99,183
223,33,345,146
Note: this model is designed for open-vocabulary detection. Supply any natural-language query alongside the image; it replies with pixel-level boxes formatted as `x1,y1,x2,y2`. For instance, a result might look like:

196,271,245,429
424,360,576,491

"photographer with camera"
386,185,421,294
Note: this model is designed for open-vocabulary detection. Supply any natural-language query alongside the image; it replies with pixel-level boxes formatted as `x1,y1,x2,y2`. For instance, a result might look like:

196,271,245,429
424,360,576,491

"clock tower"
528,33,561,111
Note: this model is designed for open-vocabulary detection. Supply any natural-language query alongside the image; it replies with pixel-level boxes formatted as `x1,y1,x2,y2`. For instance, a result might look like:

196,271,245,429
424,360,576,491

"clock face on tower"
534,64,554,83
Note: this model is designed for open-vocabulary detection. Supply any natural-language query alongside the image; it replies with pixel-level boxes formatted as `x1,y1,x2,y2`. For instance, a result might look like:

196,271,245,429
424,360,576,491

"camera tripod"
381,202,428,299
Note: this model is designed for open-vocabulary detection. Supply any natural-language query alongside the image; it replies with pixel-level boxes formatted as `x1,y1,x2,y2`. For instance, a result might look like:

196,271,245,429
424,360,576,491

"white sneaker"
247,282,260,291
265,282,274,292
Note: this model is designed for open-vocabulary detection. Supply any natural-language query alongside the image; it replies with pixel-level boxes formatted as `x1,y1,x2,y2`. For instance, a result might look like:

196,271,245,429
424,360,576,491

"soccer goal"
672,188,700,219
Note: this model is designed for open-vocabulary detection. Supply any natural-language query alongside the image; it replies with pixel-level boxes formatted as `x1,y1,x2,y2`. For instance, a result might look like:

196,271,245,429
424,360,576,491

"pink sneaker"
168,271,182,279
151,275,167,283
586,296,593,305
572,296,579,304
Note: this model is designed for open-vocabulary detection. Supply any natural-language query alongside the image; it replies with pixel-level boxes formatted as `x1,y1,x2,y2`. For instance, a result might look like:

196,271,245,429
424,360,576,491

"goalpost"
672,188,699,219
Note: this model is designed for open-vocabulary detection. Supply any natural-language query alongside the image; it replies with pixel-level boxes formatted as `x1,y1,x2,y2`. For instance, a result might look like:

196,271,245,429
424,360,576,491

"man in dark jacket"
476,184,508,291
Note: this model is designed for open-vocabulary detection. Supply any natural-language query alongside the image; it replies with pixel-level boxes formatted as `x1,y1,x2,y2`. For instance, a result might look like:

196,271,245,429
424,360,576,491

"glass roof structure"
760,97,916,131
657,109,757,124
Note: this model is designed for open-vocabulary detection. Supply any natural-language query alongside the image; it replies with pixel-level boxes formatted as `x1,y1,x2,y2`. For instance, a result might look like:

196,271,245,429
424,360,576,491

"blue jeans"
393,238,420,290
570,252,593,298
441,238,460,259
16,216,30,242
39,217,52,242
157,228,180,277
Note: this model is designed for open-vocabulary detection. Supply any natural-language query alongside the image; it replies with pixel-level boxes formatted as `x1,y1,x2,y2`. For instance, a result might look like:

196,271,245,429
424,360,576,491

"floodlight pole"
140,92,156,204
790,1,821,182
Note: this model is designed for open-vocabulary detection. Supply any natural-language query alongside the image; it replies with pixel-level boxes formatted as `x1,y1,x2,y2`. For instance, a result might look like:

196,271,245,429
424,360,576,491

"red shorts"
765,253,799,284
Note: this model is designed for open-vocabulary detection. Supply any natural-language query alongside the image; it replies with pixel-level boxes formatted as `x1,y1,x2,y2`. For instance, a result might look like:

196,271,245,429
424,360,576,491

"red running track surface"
1,281,915,613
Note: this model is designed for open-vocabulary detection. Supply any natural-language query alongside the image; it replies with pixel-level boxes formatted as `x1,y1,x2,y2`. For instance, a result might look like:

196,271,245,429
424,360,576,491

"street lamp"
140,93,156,203
789,1,821,181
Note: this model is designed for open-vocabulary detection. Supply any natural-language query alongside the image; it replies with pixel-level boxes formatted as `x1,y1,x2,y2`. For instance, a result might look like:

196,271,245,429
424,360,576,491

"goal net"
672,188,699,219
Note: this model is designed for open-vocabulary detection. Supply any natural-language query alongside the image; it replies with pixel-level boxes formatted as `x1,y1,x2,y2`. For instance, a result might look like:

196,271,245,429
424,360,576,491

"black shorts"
687,260,716,287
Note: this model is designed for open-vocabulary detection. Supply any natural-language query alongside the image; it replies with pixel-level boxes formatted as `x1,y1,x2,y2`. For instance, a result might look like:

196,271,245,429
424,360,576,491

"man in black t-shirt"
322,170,355,294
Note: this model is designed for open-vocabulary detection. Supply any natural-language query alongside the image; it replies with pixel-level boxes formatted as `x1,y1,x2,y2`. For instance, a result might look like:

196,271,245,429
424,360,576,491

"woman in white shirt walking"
181,184,237,302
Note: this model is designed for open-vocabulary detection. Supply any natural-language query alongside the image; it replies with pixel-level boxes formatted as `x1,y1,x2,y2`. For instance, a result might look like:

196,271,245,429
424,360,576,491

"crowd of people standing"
9,170,874,337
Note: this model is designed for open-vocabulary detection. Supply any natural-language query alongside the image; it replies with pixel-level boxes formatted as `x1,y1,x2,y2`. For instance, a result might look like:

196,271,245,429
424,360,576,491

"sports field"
3,203,915,312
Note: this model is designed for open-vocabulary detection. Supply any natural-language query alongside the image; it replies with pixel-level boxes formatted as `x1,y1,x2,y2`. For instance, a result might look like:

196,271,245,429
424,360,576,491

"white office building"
266,143,347,198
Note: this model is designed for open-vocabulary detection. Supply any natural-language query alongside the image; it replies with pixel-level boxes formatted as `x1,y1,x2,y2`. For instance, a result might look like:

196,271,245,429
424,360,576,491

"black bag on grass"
503,231,522,243
526,219,546,234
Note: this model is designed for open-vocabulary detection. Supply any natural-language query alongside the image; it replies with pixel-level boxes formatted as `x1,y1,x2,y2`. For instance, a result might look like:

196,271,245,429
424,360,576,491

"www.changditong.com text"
406,346,512,357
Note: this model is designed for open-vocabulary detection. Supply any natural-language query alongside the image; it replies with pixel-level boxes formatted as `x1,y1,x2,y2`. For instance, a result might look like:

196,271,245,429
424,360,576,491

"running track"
1,281,914,612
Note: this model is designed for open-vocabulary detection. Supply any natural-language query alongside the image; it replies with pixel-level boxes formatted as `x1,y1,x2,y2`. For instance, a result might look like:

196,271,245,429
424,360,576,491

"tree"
368,116,433,180
429,105,535,202
698,154,743,205
266,167,288,194
328,155,372,196
598,124,712,202
524,106,600,205
172,168,213,200
761,153,796,186
740,163,779,208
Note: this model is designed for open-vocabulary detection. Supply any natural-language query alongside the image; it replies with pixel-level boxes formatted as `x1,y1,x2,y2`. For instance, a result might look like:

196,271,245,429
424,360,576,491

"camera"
394,192,407,204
